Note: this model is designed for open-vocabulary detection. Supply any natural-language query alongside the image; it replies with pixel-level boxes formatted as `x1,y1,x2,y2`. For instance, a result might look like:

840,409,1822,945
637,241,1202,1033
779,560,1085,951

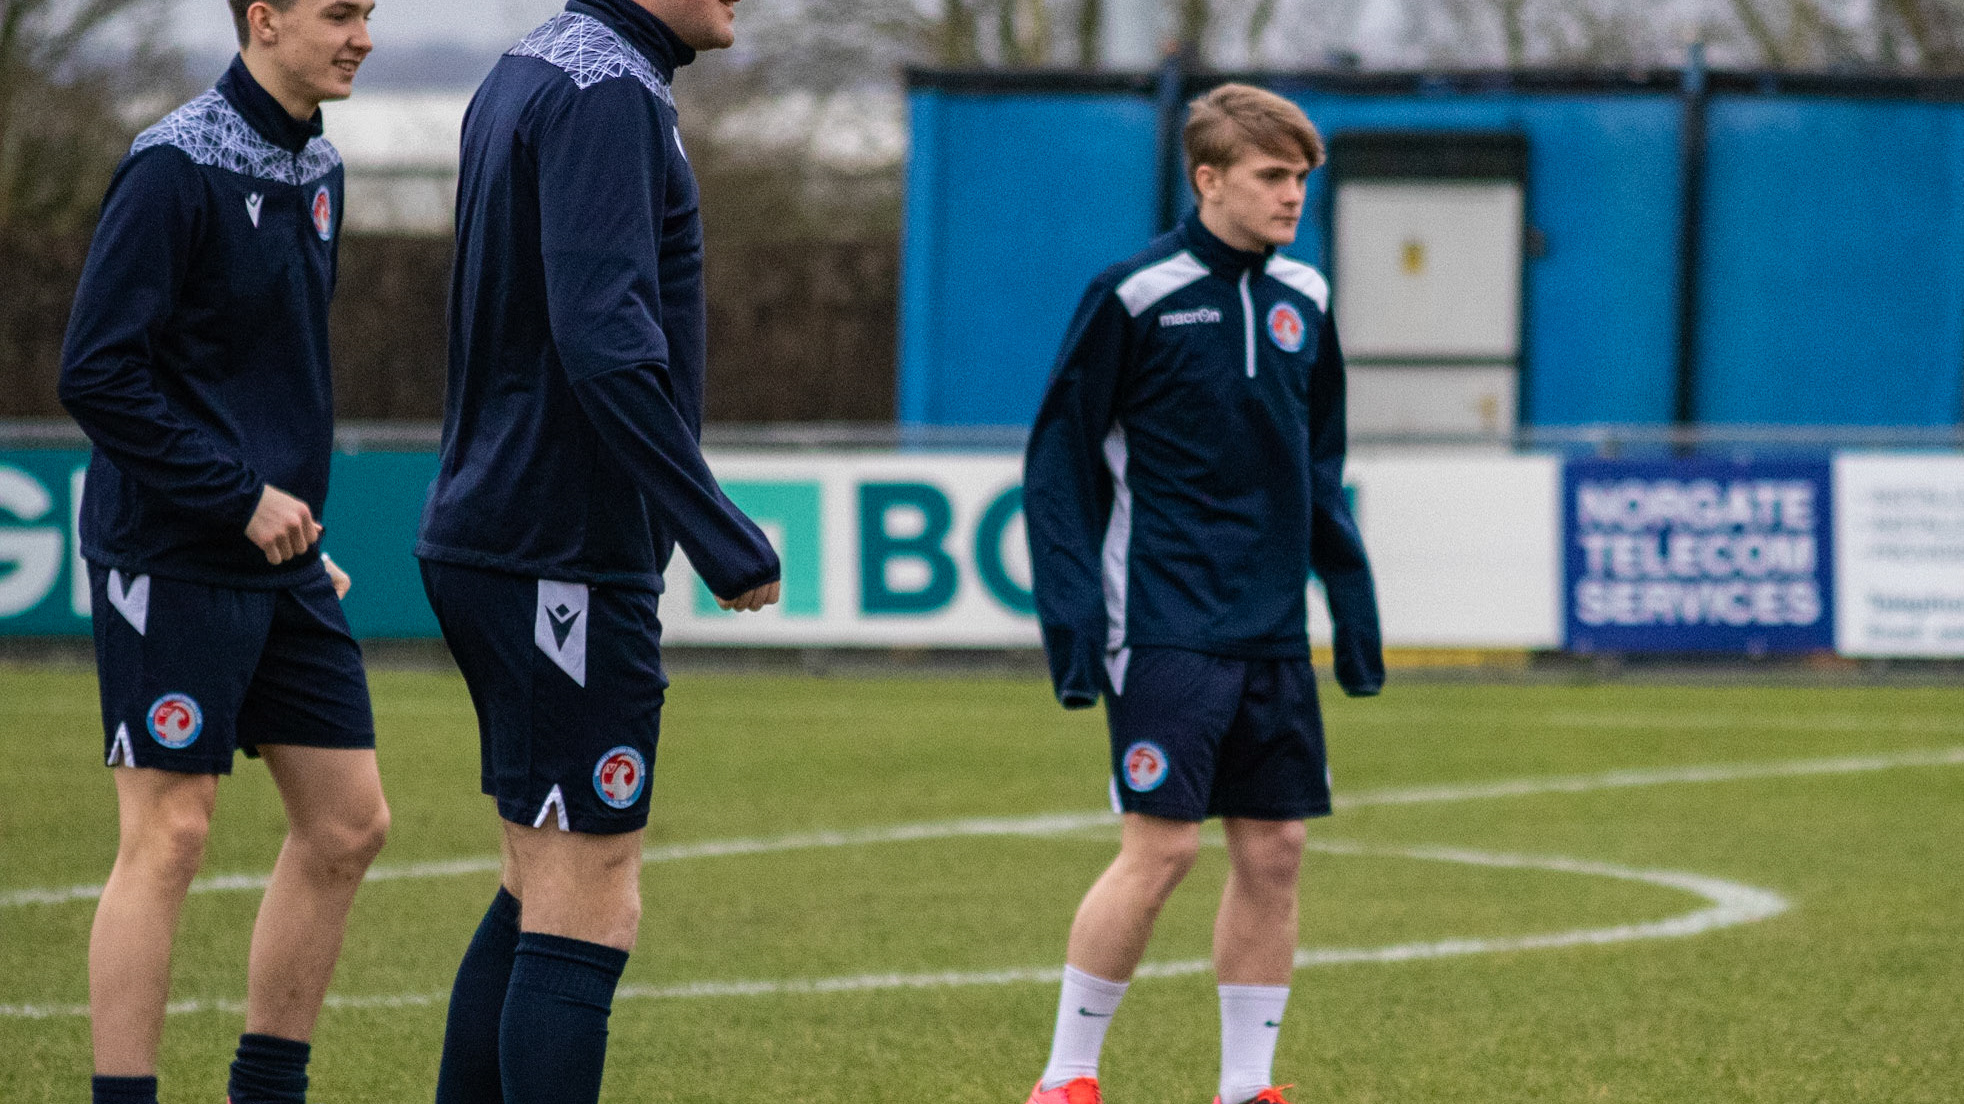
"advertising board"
1833,453,1964,657
4,449,1570,651
27,447,1964,659
1563,457,1835,653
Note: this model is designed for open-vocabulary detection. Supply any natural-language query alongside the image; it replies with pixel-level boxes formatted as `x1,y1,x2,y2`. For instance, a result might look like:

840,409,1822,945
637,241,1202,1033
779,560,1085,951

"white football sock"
1038,965,1129,1090
1218,983,1290,1104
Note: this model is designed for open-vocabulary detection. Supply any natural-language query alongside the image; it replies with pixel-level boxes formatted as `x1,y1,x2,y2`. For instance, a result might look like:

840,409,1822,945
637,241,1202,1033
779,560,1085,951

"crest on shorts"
147,693,203,749
1121,740,1169,792
311,185,333,241
593,746,647,809
1267,301,1306,353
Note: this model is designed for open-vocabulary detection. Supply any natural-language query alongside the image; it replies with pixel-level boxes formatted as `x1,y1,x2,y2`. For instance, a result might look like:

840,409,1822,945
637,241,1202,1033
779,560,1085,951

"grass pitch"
2,664,1961,1103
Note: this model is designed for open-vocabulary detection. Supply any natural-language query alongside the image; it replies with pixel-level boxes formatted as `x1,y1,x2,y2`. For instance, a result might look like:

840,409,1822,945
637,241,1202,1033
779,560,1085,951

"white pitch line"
7,745,1959,911
0,840,1790,1019
1334,744,1964,809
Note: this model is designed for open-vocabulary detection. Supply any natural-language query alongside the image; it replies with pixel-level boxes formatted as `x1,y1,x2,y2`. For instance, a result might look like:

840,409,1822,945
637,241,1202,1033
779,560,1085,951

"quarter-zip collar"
1179,208,1274,279
218,54,323,155
567,0,695,80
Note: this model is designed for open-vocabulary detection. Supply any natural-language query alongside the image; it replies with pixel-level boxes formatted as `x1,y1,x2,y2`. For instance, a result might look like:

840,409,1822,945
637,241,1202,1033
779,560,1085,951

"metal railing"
5,419,1960,455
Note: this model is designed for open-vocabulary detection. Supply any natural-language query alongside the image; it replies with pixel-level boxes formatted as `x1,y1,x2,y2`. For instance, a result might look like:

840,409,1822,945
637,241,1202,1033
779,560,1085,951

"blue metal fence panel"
899,91,1159,427
1284,92,1687,425
1697,96,1964,425
901,77,1964,432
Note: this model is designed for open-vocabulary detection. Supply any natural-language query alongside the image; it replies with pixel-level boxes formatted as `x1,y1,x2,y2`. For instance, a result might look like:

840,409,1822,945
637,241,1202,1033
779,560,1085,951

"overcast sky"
166,0,1423,56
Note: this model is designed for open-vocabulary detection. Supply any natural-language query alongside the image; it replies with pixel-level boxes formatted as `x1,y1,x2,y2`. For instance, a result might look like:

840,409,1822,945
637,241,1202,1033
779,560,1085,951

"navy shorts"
89,564,375,774
1102,646,1331,822
421,561,665,835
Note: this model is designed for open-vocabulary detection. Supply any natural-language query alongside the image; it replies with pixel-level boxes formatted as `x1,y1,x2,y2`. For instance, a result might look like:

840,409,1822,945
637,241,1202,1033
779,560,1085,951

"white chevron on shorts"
533,785,570,831
106,723,136,768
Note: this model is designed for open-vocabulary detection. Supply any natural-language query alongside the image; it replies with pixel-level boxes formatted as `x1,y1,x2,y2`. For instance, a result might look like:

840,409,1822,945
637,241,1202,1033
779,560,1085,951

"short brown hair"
229,0,298,48
1183,83,1325,188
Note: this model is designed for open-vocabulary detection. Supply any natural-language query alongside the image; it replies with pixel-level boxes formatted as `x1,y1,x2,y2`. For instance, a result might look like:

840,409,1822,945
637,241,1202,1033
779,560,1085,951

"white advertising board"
1833,453,1964,657
662,450,1565,650
1320,452,1563,648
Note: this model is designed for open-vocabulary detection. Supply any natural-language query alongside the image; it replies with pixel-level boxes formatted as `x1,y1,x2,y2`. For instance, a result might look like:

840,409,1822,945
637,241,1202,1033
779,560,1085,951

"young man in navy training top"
57,4,386,1104
415,0,780,1100
1021,84,1385,1104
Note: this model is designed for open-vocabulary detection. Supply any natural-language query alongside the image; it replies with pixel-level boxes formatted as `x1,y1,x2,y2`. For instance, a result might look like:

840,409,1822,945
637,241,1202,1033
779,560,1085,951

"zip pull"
1239,271,1256,378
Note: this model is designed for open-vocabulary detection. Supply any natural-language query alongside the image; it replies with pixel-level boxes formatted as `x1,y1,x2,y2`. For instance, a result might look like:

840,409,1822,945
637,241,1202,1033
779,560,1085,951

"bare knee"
526,867,641,949
586,845,642,928
296,798,390,880
506,827,644,949
1227,819,1306,892
1117,828,1202,900
122,803,212,885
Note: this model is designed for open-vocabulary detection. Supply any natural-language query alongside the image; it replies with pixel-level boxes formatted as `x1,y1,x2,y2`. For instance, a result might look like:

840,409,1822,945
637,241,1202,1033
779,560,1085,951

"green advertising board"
0,450,441,638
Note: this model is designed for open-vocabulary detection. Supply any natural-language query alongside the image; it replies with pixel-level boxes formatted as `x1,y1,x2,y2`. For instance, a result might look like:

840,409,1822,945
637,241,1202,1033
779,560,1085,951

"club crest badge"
594,746,647,809
1267,301,1306,353
311,185,333,241
1122,740,1169,792
147,693,203,750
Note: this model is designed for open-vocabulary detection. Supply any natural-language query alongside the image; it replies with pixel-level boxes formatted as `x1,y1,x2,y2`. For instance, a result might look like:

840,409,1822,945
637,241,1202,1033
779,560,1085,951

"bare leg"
243,745,390,1041
493,820,643,1104
1214,817,1306,985
89,768,219,1075
1065,813,1201,981
501,821,643,949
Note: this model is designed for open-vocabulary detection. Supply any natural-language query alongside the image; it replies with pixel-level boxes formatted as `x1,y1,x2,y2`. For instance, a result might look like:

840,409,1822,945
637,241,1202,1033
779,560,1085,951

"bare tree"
1228,0,1375,67
1874,0,1964,68
938,0,982,64
1398,0,1705,67
1719,0,1867,65
0,0,185,232
1702,0,1964,69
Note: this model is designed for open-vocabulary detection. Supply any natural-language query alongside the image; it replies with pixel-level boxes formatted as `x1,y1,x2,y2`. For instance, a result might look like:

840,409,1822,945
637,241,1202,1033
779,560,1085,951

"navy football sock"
436,886,522,1104
499,932,629,1104
91,1074,158,1104
225,1033,310,1104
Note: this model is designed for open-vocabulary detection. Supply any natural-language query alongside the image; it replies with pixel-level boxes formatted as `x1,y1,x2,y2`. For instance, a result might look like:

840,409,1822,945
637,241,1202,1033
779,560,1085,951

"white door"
1334,180,1525,438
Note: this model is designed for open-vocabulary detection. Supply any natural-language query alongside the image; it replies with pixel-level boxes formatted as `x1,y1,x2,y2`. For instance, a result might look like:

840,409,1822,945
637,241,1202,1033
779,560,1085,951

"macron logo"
1158,306,1222,327
245,192,263,227
547,603,580,648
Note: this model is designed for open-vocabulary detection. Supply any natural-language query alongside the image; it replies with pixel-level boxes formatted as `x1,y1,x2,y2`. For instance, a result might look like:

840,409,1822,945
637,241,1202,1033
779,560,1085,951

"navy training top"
59,56,343,590
1024,211,1385,708
416,0,780,599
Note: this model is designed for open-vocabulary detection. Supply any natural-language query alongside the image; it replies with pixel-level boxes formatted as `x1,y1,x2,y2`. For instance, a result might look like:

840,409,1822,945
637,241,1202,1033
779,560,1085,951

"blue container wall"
1280,91,1686,424
1697,97,1964,424
900,84,1964,429
900,93,1160,426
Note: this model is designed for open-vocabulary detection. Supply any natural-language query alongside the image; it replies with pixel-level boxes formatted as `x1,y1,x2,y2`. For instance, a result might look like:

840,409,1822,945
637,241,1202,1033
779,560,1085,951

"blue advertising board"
1564,457,1835,653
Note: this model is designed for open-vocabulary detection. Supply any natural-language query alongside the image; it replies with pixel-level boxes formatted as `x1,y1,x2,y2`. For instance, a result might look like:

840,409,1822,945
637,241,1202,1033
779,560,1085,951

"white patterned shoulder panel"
130,90,341,186
507,12,676,107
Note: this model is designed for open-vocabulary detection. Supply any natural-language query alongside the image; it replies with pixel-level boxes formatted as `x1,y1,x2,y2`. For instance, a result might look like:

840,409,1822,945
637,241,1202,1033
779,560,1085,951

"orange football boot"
1213,1086,1296,1104
1026,1076,1102,1104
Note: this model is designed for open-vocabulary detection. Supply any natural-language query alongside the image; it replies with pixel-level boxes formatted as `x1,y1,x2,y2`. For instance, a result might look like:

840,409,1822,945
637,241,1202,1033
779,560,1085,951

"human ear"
1194,163,1221,203
247,1,280,46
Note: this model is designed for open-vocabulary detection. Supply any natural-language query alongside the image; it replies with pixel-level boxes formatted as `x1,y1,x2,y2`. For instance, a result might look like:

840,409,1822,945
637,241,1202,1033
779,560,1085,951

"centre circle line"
5,744,1957,911
0,837,1789,1019
5,743,1951,1019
